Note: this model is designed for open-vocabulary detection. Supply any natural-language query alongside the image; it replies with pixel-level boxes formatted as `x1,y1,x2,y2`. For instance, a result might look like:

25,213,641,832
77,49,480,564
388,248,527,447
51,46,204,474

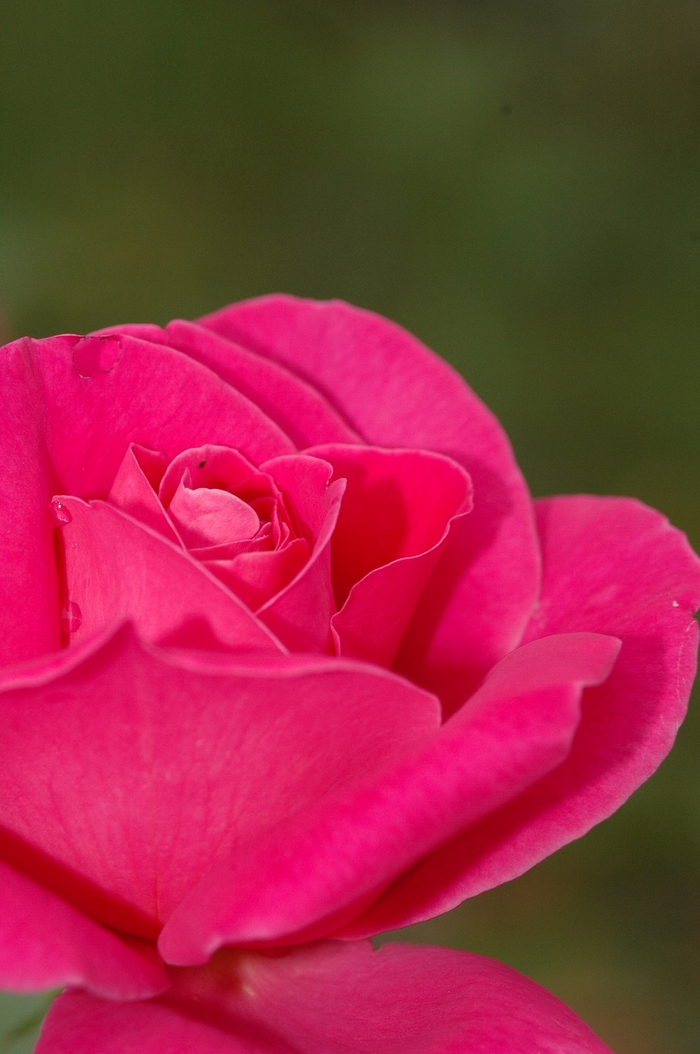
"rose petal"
199,295,540,711
206,538,309,611
341,496,700,936
158,446,276,511
256,455,345,652
108,445,180,543
92,323,168,343
0,624,439,935
190,534,272,561
307,444,472,667
0,859,166,999
55,496,282,653
159,633,618,960
30,332,294,500
161,448,343,640
95,319,359,447
0,339,59,663
169,484,261,548
36,940,612,1054
308,446,472,605
164,319,360,447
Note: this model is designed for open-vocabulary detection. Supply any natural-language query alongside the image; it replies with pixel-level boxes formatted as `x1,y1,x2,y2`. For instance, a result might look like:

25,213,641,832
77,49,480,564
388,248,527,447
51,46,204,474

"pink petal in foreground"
55,496,283,652
37,940,612,1054
159,633,618,961
0,859,166,999
199,295,540,710
0,339,59,664
0,625,439,934
343,496,700,936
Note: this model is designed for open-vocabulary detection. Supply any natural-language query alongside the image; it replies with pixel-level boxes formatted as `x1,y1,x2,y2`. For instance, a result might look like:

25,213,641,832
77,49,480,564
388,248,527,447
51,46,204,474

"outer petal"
37,940,612,1054
159,633,618,961
94,319,359,447
0,860,166,998
0,339,59,664
55,497,283,653
0,624,439,936
31,332,294,499
164,319,359,447
342,496,700,936
199,295,540,711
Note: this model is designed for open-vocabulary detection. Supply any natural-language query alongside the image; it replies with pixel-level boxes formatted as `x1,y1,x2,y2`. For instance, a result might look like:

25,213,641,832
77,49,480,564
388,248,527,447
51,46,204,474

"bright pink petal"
159,633,618,960
199,295,540,710
158,443,318,613
0,339,59,663
342,496,700,936
30,332,294,500
0,624,439,936
158,445,273,510
169,483,261,547
164,319,359,447
307,444,472,666
256,455,345,652
92,323,168,344
55,496,282,652
95,317,358,446
107,445,180,543
309,446,472,605
207,539,309,611
0,859,166,998
37,940,612,1054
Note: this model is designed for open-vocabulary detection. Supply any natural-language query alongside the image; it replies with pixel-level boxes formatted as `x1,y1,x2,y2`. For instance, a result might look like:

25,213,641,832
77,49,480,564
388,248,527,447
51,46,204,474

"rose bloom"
0,296,698,1053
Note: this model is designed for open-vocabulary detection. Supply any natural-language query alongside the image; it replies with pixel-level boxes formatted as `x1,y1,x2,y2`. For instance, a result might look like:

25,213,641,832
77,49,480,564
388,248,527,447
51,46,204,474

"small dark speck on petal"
198,460,207,468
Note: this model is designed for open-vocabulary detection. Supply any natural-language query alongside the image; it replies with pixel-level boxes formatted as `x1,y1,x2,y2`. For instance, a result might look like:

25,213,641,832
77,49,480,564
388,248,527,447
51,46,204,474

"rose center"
168,479,262,549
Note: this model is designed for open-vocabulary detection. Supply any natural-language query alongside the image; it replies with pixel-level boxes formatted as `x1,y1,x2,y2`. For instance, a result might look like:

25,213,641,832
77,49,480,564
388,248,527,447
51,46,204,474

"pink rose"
1,295,698,1053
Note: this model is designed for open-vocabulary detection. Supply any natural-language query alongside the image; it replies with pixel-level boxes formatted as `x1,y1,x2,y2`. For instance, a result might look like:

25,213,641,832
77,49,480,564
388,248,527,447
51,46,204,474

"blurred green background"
0,0,699,1050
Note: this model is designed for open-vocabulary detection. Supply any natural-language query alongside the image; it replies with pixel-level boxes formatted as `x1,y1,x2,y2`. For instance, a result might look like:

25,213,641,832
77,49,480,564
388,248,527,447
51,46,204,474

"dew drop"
673,600,680,607
72,335,123,379
50,498,72,525
60,601,82,634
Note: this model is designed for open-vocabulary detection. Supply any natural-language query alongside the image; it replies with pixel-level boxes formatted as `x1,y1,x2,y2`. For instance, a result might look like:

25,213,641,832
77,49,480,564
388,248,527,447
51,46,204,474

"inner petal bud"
169,480,261,548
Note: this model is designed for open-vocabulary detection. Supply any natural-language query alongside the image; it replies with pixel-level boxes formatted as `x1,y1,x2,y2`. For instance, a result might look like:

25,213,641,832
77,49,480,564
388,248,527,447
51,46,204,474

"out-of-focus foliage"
0,992,53,1053
0,1,698,1051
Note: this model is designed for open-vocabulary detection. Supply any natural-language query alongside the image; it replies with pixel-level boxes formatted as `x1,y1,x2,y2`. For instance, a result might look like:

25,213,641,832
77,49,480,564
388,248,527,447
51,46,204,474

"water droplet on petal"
50,498,72,525
673,600,680,607
60,601,82,634
72,335,123,379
